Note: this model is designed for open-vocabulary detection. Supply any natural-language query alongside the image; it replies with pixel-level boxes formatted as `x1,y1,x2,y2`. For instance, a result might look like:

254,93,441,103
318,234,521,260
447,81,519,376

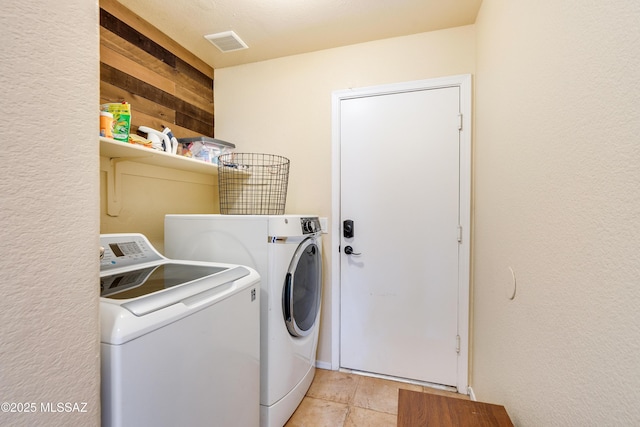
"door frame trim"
330,74,472,393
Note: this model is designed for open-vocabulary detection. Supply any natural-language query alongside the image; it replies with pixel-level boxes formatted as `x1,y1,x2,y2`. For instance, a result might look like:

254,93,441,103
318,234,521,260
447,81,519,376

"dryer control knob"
302,220,317,233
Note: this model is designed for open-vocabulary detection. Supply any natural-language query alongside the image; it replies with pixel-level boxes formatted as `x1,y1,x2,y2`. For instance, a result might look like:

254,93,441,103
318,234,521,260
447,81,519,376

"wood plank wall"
99,0,214,139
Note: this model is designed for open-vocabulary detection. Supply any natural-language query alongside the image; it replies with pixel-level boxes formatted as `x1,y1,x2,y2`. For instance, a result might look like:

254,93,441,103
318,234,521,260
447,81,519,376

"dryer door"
283,237,322,337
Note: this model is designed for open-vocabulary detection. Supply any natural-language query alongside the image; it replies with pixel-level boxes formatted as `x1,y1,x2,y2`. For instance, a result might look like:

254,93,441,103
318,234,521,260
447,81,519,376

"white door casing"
330,75,471,393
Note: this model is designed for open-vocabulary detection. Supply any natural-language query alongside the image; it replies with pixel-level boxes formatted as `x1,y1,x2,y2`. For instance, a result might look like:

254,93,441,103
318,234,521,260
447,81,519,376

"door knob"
344,246,362,256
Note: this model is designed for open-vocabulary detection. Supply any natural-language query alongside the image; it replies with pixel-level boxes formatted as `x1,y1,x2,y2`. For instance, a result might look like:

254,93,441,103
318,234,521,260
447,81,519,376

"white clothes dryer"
100,233,260,427
165,215,323,427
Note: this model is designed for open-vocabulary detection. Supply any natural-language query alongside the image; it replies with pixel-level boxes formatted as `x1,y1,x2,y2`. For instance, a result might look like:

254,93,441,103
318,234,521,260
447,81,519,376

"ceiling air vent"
204,31,248,52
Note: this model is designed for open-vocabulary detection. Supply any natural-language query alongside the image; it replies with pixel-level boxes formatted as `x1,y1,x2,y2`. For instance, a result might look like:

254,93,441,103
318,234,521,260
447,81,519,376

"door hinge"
458,114,463,130
457,225,462,243
456,335,461,353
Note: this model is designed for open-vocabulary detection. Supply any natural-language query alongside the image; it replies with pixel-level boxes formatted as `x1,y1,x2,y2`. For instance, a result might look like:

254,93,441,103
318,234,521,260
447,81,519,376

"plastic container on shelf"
177,137,235,164
100,111,114,138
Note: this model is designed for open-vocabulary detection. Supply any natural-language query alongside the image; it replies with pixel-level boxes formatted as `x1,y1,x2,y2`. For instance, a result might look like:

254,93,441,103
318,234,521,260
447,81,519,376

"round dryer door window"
283,238,322,337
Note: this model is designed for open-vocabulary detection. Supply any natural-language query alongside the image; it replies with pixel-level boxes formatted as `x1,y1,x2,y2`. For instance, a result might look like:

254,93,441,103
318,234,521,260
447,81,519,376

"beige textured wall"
214,26,476,365
0,1,101,426
99,161,218,253
473,0,640,424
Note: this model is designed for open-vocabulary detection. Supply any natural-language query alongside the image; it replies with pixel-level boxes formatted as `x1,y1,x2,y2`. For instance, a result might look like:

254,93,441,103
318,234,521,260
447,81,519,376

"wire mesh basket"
217,153,290,215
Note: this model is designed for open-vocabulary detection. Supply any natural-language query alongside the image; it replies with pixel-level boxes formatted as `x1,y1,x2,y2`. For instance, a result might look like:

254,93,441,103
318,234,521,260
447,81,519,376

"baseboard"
314,360,473,399
315,360,332,370
467,386,477,401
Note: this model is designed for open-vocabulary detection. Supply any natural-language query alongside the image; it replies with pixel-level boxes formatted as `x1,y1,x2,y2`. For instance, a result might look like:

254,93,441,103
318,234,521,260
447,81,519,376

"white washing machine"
165,215,323,427
100,233,260,427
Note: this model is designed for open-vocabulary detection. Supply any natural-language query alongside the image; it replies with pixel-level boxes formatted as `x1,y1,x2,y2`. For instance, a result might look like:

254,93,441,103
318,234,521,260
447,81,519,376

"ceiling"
117,0,482,69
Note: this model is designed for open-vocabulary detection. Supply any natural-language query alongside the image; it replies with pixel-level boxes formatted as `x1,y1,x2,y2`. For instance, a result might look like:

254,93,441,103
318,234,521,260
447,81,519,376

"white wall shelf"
100,136,219,175
100,137,222,216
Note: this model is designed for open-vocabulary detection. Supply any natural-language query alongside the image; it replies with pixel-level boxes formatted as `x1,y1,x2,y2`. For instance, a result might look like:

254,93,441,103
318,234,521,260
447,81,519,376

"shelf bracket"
105,158,130,217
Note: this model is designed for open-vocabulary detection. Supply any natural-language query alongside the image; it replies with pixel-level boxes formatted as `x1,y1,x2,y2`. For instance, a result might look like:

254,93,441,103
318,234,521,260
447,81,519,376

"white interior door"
337,80,468,389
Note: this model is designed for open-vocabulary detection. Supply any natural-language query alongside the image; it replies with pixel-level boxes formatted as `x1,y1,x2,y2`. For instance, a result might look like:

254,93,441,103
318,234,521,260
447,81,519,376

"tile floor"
284,369,469,427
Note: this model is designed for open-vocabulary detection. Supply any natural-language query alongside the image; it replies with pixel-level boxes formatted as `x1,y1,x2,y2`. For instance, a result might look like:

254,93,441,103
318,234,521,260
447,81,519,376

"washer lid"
101,264,251,316
101,263,228,299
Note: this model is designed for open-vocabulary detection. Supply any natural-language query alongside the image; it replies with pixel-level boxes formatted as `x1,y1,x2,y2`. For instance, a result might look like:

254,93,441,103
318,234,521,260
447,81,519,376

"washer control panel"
300,217,321,235
100,234,163,272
